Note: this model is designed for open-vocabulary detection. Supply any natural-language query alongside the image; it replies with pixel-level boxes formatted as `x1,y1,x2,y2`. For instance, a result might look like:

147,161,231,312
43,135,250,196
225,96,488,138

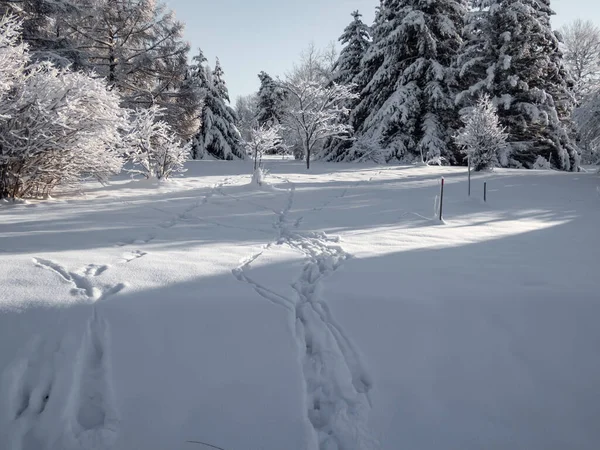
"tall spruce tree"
332,11,371,86
456,0,496,108
348,0,467,163
190,51,244,160
457,0,579,170
212,57,230,103
256,71,286,126
483,0,579,170
323,10,371,161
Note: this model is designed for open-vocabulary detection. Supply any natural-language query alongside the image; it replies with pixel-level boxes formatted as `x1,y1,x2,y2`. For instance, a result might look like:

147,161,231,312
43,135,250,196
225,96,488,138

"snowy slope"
1,160,599,450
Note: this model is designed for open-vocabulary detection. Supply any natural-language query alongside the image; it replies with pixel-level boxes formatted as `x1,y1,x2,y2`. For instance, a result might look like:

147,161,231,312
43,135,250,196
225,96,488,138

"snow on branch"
455,95,508,171
279,79,358,169
0,15,126,199
124,105,190,180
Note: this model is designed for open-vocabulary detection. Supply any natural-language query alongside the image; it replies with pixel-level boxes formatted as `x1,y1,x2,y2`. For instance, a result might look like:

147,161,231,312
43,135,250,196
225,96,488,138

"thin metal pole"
439,177,445,221
468,156,471,197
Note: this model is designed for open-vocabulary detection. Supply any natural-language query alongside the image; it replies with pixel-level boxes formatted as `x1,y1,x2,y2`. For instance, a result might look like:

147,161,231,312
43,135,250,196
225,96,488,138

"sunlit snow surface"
1,158,599,450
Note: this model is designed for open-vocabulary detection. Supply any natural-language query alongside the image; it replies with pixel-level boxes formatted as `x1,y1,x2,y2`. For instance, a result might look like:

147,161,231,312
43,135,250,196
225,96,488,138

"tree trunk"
306,144,311,170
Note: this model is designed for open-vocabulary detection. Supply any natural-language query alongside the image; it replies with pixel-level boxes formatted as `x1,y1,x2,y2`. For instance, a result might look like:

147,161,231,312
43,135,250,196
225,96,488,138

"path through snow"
232,176,378,449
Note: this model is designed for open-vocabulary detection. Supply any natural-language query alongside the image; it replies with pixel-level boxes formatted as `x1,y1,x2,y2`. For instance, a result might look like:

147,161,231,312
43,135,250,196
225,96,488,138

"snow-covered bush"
533,155,553,170
0,16,126,199
455,95,507,171
125,106,190,180
245,124,283,172
0,15,27,106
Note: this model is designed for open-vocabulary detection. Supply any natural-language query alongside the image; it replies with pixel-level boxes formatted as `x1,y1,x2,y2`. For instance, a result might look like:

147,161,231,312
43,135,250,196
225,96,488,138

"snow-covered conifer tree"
458,0,579,170
322,10,371,161
455,95,507,170
349,0,467,164
189,51,244,160
256,71,286,127
455,0,495,108
212,57,230,103
332,11,371,87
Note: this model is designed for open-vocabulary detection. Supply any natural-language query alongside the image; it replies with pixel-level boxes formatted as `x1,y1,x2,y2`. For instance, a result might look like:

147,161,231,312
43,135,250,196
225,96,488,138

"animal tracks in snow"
121,250,147,263
5,337,59,450
233,177,379,449
66,311,120,449
156,177,234,229
115,235,155,247
4,310,119,450
33,258,125,302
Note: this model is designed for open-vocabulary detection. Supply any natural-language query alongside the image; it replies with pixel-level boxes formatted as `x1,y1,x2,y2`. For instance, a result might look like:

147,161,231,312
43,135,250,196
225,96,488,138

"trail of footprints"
233,180,378,449
8,311,118,450
9,176,241,449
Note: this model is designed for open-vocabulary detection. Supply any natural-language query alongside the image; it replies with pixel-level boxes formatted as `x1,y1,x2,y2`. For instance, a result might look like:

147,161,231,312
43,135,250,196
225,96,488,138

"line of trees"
0,0,250,199
238,1,599,172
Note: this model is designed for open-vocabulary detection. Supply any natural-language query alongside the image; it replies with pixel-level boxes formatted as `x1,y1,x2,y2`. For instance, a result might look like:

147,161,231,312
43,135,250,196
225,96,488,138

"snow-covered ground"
1,160,599,450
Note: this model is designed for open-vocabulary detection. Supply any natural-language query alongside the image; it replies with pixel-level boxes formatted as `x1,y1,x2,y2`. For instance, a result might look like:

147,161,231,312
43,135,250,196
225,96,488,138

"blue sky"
166,0,600,102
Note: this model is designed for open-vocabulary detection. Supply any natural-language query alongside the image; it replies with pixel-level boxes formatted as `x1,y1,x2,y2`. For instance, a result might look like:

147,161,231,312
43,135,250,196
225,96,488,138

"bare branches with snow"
124,105,191,180
280,79,357,169
0,15,126,199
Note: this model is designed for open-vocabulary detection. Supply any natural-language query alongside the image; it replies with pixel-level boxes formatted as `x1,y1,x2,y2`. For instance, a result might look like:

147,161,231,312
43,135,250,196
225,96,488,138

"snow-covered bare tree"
0,14,28,103
124,106,190,180
0,0,80,67
245,125,283,185
280,79,357,169
349,0,467,164
0,16,126,199
58,0,192,138
573,90,600,164
288,43,338,85
235,94,259,142
559,19,600,101
1,0,197,140
189,50,244,160
455,95,507,171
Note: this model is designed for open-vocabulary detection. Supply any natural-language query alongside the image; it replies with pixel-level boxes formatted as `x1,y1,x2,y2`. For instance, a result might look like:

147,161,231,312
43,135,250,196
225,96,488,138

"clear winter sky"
165,0,600,102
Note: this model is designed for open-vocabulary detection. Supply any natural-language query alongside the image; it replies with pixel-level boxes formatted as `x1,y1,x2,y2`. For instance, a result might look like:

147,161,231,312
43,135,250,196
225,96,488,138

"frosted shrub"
244,124,283,182
533,155,553,170
455,95,507,171
0,16,126,199
125,106,190,180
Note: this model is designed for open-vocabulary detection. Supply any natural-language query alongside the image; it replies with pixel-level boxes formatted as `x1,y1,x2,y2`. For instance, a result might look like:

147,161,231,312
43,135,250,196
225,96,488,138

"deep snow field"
0,159,599,450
